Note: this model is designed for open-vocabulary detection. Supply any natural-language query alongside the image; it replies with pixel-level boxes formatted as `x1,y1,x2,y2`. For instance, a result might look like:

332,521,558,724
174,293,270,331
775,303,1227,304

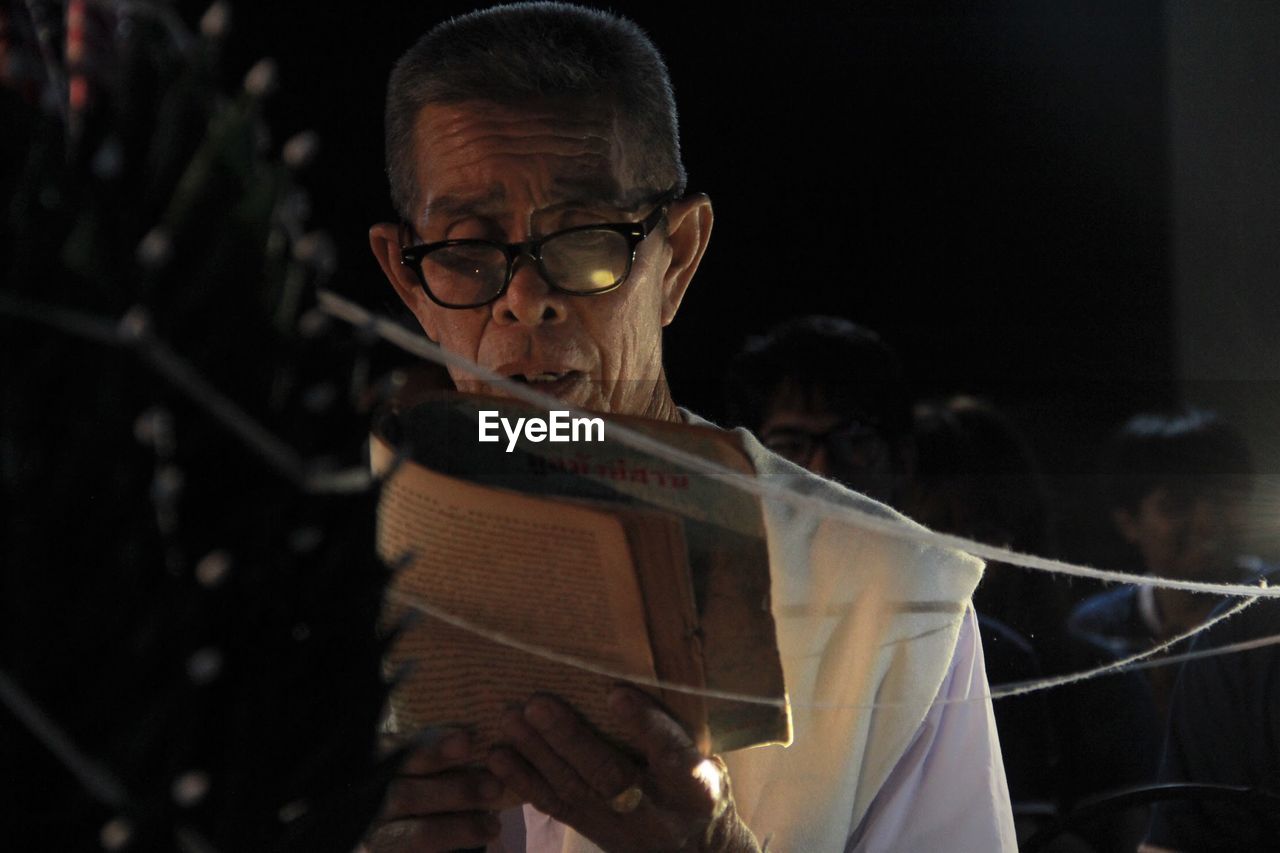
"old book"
372,391,790,757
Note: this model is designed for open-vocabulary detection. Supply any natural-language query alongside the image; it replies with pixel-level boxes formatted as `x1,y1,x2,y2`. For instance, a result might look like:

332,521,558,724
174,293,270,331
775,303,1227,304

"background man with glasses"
724,316,915,508
366,3,1014,851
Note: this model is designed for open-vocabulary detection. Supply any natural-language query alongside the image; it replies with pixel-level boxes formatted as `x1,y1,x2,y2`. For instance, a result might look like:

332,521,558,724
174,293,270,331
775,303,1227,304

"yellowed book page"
372,435,657,750
389,395,790,751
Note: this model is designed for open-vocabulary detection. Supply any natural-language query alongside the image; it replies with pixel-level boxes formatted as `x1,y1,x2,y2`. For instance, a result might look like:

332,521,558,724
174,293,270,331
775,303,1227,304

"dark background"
4,5,1276,842
216,0,1278,568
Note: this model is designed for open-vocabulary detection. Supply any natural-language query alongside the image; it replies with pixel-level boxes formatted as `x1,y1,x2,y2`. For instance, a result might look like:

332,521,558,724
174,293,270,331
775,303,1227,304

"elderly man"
367,4,1014,851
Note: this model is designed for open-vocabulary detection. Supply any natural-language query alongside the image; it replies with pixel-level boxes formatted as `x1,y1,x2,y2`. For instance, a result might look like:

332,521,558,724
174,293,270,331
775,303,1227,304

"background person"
1069,409,1262,719
724,315,914,507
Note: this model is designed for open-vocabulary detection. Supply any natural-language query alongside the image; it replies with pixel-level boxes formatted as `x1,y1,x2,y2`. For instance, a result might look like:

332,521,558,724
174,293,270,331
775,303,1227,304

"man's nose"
491,256,566,327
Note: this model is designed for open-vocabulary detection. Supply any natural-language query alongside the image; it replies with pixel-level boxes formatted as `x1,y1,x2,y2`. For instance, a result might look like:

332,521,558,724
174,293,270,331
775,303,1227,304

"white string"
18,287,1263,607
7,291,1273,741
389,576,1269,710
1118,627,1280,673
14,285,1244,709
319,291,1280,600
983,594,1259,703
327,289,1280,705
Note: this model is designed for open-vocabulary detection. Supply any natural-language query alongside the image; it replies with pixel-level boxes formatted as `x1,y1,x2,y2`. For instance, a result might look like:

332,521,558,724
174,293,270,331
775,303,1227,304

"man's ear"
658,193,713,327
1112,506,1140,544
369,222,437,339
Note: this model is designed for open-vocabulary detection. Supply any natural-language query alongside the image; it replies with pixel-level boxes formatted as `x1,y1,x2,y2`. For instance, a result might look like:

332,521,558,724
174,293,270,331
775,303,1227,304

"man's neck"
632,372,682,423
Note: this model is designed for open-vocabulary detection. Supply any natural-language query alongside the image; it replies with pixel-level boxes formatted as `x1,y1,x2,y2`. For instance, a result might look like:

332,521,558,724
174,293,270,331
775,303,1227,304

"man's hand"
365,729,505,852
487,686,760,853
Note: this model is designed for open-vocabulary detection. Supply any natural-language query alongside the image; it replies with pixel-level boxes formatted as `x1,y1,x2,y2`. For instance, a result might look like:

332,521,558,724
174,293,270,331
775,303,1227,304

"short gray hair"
384,2,687,221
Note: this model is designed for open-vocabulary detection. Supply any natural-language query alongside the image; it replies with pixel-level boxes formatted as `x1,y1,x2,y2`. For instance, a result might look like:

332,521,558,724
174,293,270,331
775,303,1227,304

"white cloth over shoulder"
501,415,1015,852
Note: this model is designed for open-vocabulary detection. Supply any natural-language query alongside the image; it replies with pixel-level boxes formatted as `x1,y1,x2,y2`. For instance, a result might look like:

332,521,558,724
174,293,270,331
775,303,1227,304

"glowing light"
589,268,616,288
692,757,724,802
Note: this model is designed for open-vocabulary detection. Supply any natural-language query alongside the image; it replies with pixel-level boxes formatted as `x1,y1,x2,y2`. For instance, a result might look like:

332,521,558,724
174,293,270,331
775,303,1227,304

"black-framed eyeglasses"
760,419,887,468
399,191,677,309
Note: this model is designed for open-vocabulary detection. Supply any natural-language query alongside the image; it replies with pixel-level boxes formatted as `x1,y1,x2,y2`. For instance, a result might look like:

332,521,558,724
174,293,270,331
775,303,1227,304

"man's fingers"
494,706,601,813
367,730,504,852
391,729,475,775
381,767,504,819
365,812,501,853
609,687,707,794
489,745,574,824
523,694,637,799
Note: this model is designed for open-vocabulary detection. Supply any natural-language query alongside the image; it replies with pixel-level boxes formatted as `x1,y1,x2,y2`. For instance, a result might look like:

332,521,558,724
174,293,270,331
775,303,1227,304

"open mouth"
506,370,585,394
510,372,567,383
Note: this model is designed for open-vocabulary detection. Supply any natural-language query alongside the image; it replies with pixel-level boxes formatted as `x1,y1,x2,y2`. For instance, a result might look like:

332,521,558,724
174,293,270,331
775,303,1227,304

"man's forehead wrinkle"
412,101,652,226
452,132,614,162
547,171,629,207
424,184,506,217
425,103,615,145
435,97,616,128
422,155,627,215
420,129,617,193
427,149,617,199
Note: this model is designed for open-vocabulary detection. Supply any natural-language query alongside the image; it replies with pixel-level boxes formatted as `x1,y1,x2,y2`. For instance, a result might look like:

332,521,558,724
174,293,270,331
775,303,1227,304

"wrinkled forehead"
408,99,648,222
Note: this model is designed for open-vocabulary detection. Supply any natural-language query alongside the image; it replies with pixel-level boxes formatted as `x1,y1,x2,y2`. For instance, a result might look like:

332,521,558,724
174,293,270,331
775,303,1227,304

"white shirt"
846,607,1015,851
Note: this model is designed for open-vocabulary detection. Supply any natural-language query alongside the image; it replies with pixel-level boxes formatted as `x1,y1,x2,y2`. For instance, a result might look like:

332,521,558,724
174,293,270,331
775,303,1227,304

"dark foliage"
1,2,395,850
